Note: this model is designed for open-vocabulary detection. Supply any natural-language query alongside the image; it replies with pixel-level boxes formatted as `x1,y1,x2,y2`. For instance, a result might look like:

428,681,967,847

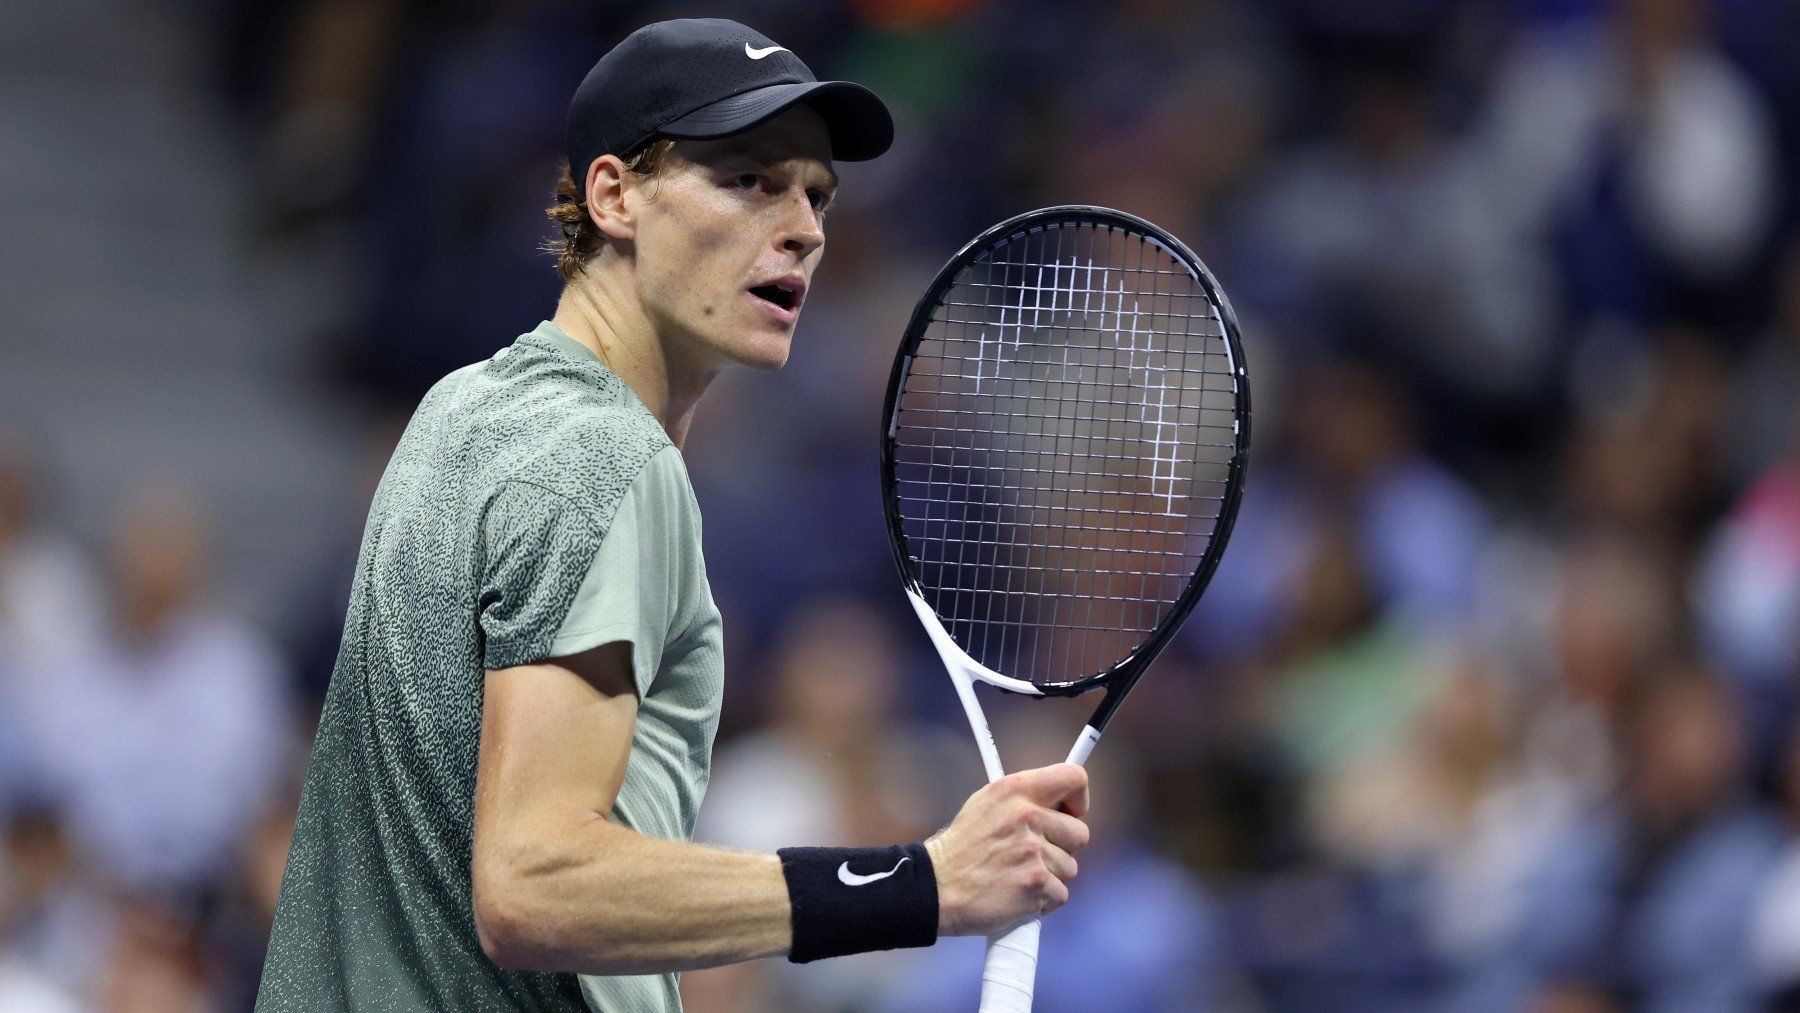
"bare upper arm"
473,642,639,918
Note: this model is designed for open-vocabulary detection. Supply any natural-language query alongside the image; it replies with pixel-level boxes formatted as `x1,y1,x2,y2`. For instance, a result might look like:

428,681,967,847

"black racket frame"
879,205,1251,732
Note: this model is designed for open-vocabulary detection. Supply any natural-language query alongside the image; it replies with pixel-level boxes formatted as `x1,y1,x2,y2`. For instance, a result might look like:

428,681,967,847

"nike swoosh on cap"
745,43,789,59
837,856,910,887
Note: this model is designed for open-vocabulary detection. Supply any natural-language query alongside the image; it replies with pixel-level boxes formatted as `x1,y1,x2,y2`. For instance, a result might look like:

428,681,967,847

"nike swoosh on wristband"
837,856,910,887
745,43,789,59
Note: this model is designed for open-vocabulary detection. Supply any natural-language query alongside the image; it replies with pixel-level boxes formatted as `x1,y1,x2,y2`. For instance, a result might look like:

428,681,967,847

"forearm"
477,816,789,975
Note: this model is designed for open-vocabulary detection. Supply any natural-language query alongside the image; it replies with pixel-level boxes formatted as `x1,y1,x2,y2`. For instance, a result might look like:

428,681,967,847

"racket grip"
978,916,1042,1012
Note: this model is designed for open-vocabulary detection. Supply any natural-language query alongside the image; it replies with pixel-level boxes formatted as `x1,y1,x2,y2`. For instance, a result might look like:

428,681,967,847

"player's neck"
551,280,713,450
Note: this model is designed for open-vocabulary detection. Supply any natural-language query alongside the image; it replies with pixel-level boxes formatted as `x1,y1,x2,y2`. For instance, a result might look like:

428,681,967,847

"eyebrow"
711,141,838,190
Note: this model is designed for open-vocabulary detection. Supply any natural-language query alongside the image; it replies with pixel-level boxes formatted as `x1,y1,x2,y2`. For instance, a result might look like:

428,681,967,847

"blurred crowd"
4,0,1800,1009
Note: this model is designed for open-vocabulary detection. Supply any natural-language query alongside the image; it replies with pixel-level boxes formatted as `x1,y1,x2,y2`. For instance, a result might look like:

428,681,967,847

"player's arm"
470,642,1090,976
472,642,785,974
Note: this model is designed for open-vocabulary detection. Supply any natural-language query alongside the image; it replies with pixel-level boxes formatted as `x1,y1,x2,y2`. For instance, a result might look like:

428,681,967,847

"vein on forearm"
491,814,791,975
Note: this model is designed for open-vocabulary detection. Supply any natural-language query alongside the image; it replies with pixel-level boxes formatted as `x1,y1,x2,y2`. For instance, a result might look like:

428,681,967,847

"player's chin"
731,322,796,372
744,346,792,372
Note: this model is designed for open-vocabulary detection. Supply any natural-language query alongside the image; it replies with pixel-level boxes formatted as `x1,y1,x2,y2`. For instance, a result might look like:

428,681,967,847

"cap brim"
659,80,894,162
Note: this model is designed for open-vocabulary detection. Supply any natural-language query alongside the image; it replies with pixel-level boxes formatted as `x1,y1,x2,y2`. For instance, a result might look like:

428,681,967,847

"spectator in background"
93,895,217,1013
1477,0,1780,339
1290,362,1491,628
0,424,104,692
1558,330,1732,553
1226,526,1455,1009
1506,536,1678,823
1192,358,1490,663
1698,241,1800,766
1718,237,1800,487
0,956,79,1013
1306,660,1552,963
1245,4,1560,426
206,791,301,1010
8,480,294,897
1694,442,1800,767
0,427,106,993
1266,523,1458,786
0,801,90,1011
1525,663,1782,1012
1752,714,1800,1009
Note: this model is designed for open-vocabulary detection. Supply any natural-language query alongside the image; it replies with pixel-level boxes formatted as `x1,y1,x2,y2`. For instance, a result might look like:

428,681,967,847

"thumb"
1014,763,1089,817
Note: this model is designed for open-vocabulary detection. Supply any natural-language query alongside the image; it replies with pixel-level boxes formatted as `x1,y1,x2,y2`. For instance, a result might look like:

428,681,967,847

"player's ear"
584,154,635,241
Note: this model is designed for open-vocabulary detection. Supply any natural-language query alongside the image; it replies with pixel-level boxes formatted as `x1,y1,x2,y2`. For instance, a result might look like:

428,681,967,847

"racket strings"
893,222,1240,688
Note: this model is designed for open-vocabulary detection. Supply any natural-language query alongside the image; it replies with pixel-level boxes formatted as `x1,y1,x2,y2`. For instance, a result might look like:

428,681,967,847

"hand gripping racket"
879,206,1250,1011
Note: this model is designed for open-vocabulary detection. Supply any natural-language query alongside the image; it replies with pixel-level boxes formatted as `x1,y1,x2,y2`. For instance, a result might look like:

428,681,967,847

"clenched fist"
924,763,1091,937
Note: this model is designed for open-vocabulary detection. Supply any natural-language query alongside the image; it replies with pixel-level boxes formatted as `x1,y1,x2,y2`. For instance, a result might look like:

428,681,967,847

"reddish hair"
540,138,678,283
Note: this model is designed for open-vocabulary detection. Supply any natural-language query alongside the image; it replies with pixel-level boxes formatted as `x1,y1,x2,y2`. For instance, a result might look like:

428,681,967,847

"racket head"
881,205,1250,697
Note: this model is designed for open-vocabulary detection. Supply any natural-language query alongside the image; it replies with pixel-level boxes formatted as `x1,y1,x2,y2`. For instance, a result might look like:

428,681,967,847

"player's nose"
777,190,824,259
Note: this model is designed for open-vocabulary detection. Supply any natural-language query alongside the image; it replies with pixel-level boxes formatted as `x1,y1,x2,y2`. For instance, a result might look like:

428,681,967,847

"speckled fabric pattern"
257,322,687,1012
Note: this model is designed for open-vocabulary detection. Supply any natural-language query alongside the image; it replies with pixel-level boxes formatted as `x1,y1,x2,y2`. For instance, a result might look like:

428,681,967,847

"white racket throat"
904,584,1103,766
904,585,1042,783
903,587,1043,698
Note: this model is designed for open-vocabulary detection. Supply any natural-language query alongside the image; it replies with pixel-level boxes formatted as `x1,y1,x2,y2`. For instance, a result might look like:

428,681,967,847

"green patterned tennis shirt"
257,321,725,1012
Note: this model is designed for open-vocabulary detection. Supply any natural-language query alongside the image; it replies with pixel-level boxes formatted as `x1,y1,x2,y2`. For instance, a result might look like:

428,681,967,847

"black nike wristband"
777,842,938,963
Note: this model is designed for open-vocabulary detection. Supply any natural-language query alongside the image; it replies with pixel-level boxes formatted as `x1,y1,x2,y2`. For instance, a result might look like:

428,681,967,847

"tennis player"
255,19,1088,1012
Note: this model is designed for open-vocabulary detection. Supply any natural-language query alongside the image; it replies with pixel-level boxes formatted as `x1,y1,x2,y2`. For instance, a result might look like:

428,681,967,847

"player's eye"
730,173,761,191
807,189,831,212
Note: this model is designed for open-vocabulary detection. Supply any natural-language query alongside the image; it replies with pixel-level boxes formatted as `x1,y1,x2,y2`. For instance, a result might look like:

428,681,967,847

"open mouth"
749,283,800,313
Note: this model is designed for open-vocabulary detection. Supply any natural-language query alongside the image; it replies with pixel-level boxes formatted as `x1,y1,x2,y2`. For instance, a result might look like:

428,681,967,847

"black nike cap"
566,18,894,183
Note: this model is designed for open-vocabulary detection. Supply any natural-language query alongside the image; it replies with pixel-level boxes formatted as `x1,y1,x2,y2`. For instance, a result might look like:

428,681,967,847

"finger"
1038,810,1090,855
1013,763,1088,810
1040,875,1071,913
1058,763,1090,819
1061,774,1089,820
1041,842,1078,884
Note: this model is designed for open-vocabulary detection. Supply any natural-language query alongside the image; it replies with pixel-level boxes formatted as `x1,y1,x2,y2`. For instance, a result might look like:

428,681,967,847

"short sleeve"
476,482,602,670
546,448,699,697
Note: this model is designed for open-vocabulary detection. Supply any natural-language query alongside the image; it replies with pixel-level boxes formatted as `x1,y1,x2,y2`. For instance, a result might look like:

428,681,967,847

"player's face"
628,106,837,375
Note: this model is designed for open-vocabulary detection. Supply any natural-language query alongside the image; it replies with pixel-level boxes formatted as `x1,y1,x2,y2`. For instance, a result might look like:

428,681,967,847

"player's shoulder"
467,331,674,533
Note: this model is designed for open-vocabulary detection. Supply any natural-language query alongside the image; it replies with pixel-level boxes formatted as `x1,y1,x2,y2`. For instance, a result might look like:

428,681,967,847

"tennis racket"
879,205,1250,1011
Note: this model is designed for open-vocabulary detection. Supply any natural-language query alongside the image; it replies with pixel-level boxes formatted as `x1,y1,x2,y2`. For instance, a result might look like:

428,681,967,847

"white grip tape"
1067,725,1101,766
978,916,1042,1012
